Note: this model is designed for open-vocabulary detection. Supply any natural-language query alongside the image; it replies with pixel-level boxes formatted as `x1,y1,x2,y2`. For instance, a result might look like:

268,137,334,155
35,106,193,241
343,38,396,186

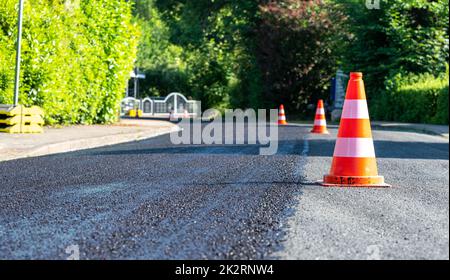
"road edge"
0,125,181,163
288,122,449,139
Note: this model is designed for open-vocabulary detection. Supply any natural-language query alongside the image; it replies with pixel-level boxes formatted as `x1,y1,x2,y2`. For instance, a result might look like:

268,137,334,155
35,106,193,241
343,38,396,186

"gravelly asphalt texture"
276,128,449,260
0,123,448,259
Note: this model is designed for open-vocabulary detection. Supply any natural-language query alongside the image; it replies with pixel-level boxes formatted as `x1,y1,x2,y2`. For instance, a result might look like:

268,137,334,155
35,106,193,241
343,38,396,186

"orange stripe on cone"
311,99,329,134
337,119,372,138
322,72,390,188
278,104,288,125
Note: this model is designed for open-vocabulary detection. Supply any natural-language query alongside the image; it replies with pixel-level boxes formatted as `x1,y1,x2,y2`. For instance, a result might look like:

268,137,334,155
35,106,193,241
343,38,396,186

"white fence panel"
121,93,200,118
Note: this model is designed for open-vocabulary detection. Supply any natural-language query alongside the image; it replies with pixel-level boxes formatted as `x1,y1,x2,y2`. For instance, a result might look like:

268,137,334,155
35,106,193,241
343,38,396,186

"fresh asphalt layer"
0,123,448,259
277,129,449,260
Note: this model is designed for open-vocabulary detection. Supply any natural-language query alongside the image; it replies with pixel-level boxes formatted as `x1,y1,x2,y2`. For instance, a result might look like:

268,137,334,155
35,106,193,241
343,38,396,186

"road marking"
301,138,309,156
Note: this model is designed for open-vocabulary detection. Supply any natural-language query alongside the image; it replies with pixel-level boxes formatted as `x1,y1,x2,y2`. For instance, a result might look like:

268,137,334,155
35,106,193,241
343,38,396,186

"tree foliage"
1,0,448,124
343,0,449,92
133,0,261,110
255,0,349,113
341,0,449,124
134,0,347,114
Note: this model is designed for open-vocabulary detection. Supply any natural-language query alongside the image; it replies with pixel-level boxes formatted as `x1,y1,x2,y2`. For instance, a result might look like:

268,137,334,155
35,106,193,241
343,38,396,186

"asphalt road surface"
0,123,448,259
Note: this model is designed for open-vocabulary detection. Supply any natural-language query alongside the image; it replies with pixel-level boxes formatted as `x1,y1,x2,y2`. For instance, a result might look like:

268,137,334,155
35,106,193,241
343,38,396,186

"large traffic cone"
278,105,288,125
311,99,329,134
322,72,390,188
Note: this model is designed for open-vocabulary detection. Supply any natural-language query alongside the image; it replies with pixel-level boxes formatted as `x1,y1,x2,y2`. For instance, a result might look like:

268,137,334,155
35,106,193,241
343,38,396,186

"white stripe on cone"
279,116,286,121
333,138,376,158
316,108,325,115
342,100,370,119
314,119,327,126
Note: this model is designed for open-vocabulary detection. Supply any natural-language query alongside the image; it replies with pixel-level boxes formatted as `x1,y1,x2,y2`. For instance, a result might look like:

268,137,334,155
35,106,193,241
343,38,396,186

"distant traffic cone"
278,105,288,125
311,99,329,134
183,109,189,118
169,110,177,121
322,72,390,188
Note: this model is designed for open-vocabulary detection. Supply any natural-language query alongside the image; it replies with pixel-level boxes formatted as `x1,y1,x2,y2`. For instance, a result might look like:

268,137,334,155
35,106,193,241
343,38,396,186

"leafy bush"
0,0,139,125
343,0,449,92
371,69,449,124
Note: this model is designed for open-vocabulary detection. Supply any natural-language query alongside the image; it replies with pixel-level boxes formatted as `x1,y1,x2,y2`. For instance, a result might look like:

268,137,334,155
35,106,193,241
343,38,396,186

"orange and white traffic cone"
169,110,177,121
278,105,288,125
322,72,390,188
183,109,189,118
311,99,329,134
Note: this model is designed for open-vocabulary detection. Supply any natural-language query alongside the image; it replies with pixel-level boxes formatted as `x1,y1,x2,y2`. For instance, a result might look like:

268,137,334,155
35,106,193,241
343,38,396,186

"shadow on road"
305,139,449,160
91,144,264,156
89,138,448,160
178,180,306,186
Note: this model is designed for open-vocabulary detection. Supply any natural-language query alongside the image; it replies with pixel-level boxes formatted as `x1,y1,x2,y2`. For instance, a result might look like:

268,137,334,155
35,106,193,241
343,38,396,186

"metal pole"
13,0,24,107
134,67,138,99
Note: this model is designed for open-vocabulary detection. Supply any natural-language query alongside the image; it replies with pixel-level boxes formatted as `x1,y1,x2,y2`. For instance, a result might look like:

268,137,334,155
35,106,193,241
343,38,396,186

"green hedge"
371,70,449,124
0,0,139,125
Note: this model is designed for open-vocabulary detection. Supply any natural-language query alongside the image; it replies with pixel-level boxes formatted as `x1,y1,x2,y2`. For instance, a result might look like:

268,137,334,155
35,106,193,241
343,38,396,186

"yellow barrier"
128,109,142,118
128,109,137,118
0,105,44,134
